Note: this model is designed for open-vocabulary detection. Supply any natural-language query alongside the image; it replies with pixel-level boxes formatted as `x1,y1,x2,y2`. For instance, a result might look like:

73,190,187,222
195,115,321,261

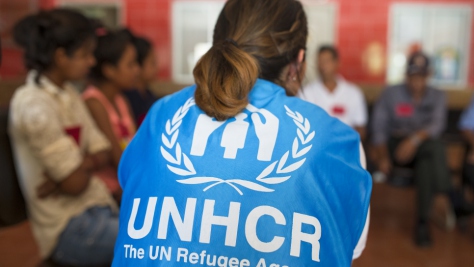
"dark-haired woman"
113,0,371,266
123,32,159,127
9,9,118,266
83,29,139,197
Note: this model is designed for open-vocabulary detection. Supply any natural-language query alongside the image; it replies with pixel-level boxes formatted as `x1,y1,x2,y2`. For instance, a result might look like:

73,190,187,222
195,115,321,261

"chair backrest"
0,107,27,227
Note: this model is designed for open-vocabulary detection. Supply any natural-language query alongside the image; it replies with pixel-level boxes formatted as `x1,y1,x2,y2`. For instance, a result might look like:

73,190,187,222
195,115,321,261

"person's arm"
85,98,123,169
352,87,368,142
17,100,96,196
373,143,391,174
37,150,111,198
354,127,367,142
123,96,137,134
371,90,392,174
353,209,370,259
425,91,447,139
395,92,447,163
53,154,96,195
75,92,112,165
353,145,370,259
393,129,428,164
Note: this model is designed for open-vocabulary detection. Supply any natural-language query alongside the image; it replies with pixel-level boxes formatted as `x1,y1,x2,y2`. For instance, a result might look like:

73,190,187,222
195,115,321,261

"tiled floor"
1,183,473,267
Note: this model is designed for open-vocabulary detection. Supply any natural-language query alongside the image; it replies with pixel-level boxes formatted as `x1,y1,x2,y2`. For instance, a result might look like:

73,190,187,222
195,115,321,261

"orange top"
83,86,136,193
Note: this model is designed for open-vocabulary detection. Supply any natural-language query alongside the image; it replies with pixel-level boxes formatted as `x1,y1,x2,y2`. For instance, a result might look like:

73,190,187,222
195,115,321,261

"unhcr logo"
160,98,315,195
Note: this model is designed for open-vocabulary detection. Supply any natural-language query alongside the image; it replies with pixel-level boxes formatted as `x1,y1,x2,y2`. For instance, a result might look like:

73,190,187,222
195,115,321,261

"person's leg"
411,140,436,246
50,206,118,266
412,139,452,245
415,139,452,220
413,142,434,221
414,139,451,219
387,137,415,186
387,137,401,159
429,140,451,194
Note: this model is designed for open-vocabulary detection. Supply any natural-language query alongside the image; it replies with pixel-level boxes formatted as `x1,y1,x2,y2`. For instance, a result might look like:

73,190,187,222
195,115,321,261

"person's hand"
82,154,96,172
395,138,417,164
36,173,59,199
378,157,392,175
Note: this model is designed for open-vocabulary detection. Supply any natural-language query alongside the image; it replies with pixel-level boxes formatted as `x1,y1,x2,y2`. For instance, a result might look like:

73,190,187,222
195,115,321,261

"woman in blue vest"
114,0,372,266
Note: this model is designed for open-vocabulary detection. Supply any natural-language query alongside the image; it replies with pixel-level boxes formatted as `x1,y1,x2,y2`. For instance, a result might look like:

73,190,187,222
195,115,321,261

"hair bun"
37,13,55,30
13,9,95,83
13,14,39,48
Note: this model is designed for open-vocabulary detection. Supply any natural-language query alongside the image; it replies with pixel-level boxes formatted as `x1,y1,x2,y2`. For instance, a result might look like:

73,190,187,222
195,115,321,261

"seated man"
371,52,453,247
298,45,367,140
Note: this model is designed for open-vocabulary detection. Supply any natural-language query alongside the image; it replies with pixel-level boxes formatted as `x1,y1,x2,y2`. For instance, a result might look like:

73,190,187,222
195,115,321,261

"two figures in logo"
191,104,279,162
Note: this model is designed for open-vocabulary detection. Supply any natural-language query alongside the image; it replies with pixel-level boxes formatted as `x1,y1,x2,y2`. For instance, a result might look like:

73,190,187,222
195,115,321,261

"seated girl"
123,31,159,127
9,9,118,266
83,29,139,197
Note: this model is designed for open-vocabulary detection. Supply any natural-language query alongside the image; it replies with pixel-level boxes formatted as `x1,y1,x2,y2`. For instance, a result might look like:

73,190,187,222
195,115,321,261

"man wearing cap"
371,52,452,247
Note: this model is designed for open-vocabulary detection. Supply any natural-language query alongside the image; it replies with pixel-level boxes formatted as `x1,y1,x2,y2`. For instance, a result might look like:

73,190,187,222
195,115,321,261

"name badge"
396,103,414,117
332,105,346,116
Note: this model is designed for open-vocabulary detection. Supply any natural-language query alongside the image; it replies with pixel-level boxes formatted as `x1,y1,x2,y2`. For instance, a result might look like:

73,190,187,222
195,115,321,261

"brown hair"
193,0,308,121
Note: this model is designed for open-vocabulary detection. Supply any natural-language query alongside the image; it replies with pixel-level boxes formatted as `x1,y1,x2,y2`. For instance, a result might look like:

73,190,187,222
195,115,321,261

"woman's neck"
135,80,148,94
322,76,338,93
43,69,67,89
411,91,425,105
97,81,120,102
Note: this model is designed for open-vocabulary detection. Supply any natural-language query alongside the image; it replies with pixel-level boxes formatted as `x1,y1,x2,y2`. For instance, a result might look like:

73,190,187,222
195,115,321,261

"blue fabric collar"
248,79,286,100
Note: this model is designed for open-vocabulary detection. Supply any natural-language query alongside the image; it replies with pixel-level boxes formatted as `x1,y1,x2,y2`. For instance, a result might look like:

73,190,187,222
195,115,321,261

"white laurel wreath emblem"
160,98,315,195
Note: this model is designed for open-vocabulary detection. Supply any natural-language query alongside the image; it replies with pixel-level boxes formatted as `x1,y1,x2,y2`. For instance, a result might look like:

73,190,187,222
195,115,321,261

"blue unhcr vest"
113,79,372,267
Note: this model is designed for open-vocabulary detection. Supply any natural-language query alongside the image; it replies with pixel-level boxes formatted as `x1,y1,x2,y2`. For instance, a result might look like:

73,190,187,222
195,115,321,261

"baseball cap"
406,52,430,76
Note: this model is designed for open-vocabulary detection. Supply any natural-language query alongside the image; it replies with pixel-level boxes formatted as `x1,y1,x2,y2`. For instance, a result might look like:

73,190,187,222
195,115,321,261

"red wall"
0,0,56,78
337,0,474,85
125,0,171,79
1,0,474,86
0,0,37,78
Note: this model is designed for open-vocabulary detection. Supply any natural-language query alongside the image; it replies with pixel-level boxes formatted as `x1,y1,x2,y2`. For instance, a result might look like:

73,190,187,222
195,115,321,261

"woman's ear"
290,49,306,83
280,49,307,96
297,49,305,64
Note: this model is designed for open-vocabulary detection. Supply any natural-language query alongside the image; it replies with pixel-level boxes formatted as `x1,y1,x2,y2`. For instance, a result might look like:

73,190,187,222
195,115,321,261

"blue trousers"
51,206,118,266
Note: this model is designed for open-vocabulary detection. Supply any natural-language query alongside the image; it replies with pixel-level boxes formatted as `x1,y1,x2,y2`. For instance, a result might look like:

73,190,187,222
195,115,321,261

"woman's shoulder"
281,95,335,122
282,95,360,143
10,82,52,111
139,85,197,130
159,85,197,103
82,85,104,100
148,85,197,113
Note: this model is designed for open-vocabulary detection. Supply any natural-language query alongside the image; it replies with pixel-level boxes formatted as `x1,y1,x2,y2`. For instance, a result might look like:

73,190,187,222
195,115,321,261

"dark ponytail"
13,9,94,83
193,0,307,121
